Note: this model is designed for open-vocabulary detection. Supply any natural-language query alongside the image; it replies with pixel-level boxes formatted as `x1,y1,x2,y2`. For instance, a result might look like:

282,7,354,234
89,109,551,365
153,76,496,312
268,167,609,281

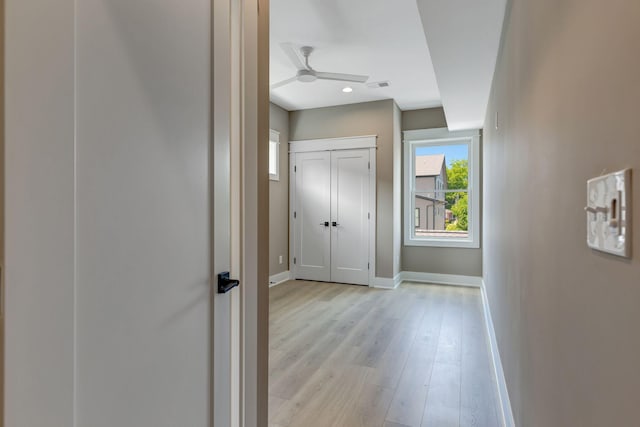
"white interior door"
293,151,332,282
5,0,260,425
74,1,215,425
331,150,371,285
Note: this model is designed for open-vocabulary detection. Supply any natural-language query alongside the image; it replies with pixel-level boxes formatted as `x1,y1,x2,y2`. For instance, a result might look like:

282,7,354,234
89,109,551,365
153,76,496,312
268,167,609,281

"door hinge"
294,211,297,219
294,257,297,265
294,165,297,172
368,161,370,170
368,212,370,220
368,262,370,270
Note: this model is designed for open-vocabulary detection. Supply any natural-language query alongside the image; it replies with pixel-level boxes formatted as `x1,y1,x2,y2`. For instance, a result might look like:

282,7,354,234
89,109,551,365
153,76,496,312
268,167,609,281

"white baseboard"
370,273,402,289
286,271,479,291
400,271,482,288
480,280,515,427
269,270,291,288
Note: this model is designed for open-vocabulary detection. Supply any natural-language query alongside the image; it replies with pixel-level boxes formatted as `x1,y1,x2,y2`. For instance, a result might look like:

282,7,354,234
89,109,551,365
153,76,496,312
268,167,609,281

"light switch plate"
586,168,632,258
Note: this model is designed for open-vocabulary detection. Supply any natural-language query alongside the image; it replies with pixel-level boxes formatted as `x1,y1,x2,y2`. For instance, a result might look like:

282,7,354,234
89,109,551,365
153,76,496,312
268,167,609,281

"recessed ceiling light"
342,87,353,93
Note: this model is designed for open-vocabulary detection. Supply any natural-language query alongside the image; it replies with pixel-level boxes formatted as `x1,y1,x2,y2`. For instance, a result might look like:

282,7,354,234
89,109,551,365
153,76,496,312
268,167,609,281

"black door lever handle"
332,221,340,227
218,272,240,294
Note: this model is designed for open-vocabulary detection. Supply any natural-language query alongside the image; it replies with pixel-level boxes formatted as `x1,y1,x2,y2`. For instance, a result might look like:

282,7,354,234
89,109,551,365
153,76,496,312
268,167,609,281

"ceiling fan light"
342,87,353,93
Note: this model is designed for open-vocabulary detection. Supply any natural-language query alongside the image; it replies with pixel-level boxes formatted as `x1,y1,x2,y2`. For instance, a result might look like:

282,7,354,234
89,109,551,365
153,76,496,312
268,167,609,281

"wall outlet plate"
586,168,632,258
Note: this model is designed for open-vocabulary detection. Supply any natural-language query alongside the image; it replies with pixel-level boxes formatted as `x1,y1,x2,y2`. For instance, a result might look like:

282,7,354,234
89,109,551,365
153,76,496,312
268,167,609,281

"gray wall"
401,108,483,276
402,107,448,132
289,100,399,279
269,103,289,277
484,0,640,425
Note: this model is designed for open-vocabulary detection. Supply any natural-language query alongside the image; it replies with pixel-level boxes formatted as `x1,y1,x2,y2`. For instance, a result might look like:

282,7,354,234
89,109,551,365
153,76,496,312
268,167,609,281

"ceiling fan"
271,43,369,90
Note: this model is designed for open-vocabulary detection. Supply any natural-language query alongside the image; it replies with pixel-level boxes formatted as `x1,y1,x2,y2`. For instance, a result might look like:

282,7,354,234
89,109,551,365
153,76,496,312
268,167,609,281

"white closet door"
331,150,370,285
294,151,332,282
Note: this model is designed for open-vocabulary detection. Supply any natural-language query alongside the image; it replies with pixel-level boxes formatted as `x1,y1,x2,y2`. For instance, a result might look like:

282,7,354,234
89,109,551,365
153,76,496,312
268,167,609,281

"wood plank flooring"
269,280,501,427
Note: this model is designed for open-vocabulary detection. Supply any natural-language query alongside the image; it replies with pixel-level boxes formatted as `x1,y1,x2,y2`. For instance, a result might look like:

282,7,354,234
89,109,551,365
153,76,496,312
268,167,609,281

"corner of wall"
393,102,403,276
268,102,290,277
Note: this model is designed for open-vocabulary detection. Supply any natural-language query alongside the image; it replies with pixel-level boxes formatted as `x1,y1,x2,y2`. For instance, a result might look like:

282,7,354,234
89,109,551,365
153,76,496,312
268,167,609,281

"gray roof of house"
416,154,446,177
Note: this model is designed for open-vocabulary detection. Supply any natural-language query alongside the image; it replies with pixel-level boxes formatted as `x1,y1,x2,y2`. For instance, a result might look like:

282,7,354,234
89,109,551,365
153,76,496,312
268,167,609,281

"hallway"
269,281,500,427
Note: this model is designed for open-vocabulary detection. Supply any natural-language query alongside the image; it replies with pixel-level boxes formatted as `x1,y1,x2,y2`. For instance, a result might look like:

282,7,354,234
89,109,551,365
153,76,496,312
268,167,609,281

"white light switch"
586,168,632,258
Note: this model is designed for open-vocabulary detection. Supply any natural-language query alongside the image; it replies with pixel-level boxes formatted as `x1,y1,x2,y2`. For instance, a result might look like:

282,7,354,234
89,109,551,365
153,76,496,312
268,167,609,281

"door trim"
240,0,270,425
289,137,377,287
289,135,377,153
213,0,269,424
367,147,377,287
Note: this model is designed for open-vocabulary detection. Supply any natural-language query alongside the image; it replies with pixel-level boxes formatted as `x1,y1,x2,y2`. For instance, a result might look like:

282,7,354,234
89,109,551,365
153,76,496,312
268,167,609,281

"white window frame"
403,128,480,248
269,129,280,181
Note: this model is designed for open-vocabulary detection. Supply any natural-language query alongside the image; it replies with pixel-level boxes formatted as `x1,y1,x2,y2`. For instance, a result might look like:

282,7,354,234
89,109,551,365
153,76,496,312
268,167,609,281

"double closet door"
292,148,372,286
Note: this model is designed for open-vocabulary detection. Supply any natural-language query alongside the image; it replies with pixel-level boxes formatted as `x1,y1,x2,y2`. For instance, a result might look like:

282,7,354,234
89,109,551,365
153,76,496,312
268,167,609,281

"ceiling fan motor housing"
297,69,317,83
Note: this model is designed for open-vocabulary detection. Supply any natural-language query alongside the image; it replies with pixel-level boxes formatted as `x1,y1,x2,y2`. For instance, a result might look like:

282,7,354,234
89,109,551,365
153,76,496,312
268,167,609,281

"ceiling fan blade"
280,43,306,70
271,76,298,90
316,72,369,83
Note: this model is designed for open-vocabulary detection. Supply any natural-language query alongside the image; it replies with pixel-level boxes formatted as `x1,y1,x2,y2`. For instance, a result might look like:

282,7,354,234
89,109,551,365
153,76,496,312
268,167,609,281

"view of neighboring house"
415,154,448,231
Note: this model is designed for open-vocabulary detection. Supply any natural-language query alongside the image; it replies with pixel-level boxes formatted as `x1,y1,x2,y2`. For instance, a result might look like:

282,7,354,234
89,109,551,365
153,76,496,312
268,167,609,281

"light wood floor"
269,280,501,427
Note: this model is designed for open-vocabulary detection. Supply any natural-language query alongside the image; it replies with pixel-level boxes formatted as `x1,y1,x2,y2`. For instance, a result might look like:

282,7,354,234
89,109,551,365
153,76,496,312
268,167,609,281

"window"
269,129,280,181
403,128,480,248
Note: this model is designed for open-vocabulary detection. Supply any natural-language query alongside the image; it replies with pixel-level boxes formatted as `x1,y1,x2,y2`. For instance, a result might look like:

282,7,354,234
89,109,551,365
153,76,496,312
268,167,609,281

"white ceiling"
269,0,441,112
416,0,507,130
270,0,507,131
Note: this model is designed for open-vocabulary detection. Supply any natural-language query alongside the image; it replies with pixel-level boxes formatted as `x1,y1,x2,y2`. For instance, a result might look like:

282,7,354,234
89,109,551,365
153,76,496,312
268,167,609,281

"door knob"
319,221,330,227
332,221,340,227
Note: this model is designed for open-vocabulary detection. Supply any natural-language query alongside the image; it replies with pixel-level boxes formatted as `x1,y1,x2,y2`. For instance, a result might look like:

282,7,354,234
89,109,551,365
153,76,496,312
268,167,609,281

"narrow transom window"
269,129,280,181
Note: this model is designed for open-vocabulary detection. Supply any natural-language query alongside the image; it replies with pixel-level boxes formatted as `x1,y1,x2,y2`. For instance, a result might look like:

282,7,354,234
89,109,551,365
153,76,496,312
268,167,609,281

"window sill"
404,237,480,249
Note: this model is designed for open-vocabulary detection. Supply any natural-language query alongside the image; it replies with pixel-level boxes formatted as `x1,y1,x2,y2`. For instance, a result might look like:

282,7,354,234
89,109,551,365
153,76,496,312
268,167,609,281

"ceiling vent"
366,81,391,89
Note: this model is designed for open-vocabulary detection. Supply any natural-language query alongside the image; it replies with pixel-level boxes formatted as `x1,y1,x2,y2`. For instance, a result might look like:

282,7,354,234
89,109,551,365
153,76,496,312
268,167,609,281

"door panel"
294,152,331,282
75,1,211,425
5,0,251,425
331,150,370,285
